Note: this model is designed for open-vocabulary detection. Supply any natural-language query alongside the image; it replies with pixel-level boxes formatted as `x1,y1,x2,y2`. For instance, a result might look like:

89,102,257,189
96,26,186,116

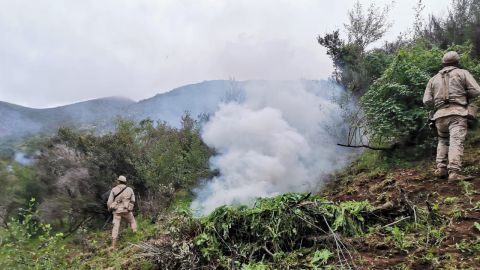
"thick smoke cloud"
14,152,34,166
191,81,358,214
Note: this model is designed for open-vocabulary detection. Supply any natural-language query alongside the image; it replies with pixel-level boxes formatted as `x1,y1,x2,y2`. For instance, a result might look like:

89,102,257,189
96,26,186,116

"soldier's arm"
423,79,434,108
464,71,480,99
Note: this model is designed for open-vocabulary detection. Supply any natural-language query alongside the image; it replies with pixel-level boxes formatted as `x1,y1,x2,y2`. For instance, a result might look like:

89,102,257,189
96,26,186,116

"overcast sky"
0,0,451,108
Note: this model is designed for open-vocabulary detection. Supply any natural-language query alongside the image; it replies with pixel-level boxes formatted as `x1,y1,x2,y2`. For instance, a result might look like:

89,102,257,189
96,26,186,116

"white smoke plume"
191,80,358,214
14,151,34,166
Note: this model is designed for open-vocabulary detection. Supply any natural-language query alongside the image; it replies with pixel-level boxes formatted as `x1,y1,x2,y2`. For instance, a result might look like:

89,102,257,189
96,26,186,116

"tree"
317,30,345,83
344,0,393,50
317,0,395,149
413,0,426,39
317,0,393,94
422,0,480,57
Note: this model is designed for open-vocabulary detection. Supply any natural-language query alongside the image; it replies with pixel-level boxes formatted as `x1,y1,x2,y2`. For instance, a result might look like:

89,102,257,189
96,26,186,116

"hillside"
0,80,234,140
127,80,236,124
11,129,475,270
319,135,480,269
0,97,135,139
0,80,333,143
51,130,479,270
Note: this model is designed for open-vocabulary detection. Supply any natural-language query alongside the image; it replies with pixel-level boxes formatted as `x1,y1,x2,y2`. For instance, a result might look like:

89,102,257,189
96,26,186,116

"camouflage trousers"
435,115,468,173
112,211,137,239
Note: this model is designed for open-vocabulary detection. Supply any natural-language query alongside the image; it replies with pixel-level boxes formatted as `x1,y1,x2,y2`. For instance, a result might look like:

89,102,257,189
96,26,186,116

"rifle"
102,214,112,229
102,186,127,229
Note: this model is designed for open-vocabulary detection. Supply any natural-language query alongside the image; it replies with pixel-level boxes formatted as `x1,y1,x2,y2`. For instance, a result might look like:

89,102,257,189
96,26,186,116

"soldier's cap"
117,175,127,182
442,51,460,64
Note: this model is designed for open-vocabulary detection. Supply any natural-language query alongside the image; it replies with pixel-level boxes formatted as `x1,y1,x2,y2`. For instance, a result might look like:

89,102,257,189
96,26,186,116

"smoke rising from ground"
14,152,34,166
191,81,358,214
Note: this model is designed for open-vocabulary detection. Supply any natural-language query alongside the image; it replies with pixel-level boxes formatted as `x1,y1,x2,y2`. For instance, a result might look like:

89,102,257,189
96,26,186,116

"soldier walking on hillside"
423,51,480,181
107,175,137,249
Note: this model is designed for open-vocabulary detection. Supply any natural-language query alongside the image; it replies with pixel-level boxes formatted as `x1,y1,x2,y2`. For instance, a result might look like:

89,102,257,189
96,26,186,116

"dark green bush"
1,114,214,231
361,43,480,146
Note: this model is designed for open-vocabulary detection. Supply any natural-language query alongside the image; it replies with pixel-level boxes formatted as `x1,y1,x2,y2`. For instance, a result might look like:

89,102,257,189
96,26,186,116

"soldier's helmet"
117,175,127,183
442,51,460,64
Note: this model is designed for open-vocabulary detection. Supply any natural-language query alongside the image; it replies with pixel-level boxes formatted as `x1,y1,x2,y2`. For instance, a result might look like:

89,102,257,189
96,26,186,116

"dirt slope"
321,135,480,269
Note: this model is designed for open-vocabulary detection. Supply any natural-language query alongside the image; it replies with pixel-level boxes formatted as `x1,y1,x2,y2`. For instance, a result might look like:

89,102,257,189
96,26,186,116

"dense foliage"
138,193,376,269
0,114,214,230
0,199,70,269
361,44,480,146
194,193,372,268
420,0,480,57
319,0,480,149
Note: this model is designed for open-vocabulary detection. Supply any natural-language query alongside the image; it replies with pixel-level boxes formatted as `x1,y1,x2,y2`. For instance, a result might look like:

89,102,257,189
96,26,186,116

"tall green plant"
361,43,480,146
0,198,70,269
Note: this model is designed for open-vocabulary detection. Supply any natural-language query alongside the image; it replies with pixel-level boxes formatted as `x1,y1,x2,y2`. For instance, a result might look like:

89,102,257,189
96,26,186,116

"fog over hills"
0,97,135,139
0,80,336,142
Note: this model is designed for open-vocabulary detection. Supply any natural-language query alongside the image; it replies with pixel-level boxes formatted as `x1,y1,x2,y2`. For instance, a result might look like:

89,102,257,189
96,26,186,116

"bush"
194,193,373,268
361,43,480,146
1,114,214,232
0,198,71,269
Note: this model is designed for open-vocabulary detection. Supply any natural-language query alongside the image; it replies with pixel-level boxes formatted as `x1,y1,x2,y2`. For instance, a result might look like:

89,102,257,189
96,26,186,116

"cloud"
0,0,450,107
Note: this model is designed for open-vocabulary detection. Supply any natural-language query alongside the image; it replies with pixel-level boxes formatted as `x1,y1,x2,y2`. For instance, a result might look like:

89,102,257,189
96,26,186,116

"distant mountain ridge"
0,80,333,142
0,96,136,139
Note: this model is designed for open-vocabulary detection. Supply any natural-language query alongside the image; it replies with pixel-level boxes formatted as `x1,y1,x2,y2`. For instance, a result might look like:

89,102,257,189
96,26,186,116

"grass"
55,216,159,269
168,188,193,213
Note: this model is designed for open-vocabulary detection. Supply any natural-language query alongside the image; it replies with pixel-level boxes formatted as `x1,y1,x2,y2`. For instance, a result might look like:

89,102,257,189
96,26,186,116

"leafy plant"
455,239,480,253
473,222,480,233
443,197,457,205
361,43,480,147
194,193,373,268
241,261,269,270
387,226,412,252
0,198,72,269
309,249,334,268
458,180,475,196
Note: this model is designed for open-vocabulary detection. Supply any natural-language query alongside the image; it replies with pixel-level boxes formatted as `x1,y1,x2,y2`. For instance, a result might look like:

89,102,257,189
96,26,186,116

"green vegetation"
0,113,213,231
194,193,372,268
0,113,215,269
0,199,70,269
362,43,480,147
319,0,480,151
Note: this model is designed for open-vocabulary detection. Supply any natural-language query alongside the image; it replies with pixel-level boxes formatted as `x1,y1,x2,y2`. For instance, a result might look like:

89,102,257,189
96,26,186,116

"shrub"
194,193,373,268
0,198,71,269
3,114,214,232
361,43,480,146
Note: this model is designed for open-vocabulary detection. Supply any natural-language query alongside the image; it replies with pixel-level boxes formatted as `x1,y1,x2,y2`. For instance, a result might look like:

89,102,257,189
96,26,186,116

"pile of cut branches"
198,193,373,268
135,213,203,270
138,193,426,269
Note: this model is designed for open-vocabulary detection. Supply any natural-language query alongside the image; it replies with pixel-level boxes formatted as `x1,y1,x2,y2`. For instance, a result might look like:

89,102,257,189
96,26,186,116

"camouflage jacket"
107,184,135,214
423,66,480,120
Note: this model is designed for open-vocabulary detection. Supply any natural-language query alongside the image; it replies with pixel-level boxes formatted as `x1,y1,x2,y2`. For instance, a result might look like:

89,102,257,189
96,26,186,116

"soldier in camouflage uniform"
107,175,137,249
423,51,480,181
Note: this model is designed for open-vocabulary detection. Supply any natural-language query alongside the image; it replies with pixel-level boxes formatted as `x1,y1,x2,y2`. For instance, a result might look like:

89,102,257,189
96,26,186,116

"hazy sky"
0,0,450,108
